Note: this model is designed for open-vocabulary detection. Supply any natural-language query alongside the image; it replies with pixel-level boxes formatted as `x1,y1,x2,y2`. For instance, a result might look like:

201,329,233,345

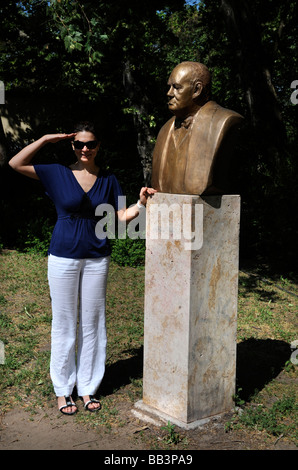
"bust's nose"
167,85,174,97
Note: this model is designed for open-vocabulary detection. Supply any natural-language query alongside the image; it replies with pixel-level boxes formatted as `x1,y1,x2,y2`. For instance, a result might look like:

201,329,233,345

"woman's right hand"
43,133,77,144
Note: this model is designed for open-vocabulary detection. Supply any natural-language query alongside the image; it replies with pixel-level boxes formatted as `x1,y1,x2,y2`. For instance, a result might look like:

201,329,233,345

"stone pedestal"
134,193,240,428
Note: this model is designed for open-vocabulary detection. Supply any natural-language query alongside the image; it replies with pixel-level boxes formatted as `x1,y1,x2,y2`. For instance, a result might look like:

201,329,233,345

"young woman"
9,121,155,415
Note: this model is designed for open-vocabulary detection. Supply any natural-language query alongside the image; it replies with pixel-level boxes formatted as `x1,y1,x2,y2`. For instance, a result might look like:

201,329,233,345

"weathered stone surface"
139,193,240,425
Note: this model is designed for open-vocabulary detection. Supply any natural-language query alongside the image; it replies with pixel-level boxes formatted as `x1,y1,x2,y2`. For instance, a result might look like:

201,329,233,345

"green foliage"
236,393,297,440
110,237,145,267
48,0,108,62
22,218,54,256
161,421,181,445
0,0,297,267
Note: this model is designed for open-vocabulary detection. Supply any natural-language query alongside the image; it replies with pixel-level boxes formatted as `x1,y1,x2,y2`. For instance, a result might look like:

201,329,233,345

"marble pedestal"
134,193,240,428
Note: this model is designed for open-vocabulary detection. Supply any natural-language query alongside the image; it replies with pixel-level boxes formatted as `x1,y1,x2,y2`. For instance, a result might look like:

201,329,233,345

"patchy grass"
0,250,297,448
226,268,298,445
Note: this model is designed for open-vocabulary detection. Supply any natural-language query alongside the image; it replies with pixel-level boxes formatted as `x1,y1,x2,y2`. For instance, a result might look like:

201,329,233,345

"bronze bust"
151,61,243,195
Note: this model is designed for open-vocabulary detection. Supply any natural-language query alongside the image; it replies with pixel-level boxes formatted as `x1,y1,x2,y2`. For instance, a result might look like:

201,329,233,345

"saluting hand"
43,133,77,144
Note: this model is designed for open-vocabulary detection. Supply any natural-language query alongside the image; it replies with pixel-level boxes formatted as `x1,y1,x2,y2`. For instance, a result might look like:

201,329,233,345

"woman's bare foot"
82,395,101,412
58,396,77,415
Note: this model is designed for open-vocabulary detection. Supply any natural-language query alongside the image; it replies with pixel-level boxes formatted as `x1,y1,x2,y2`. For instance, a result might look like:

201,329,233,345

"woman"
9,121,156,415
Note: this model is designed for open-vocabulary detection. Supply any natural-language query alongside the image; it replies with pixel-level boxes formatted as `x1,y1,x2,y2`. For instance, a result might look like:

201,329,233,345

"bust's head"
167,61,211,118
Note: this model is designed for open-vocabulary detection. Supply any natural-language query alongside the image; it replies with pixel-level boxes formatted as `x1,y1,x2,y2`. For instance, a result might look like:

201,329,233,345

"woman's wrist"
40,135,52,145
137,199,146,209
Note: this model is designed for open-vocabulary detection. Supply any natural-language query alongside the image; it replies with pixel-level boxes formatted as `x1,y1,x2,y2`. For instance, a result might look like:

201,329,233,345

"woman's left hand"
139,187,157,206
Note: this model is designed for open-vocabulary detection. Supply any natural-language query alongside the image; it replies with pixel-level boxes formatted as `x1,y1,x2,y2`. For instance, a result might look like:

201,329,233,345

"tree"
45,0,185,184
198,0,298,264
0,0,297,266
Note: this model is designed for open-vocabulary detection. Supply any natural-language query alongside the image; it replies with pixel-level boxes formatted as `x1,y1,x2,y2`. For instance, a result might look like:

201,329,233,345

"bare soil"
0,389,296,451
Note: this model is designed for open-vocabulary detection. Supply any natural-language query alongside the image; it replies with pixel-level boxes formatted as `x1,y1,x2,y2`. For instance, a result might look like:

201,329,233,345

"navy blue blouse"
34,163,124,259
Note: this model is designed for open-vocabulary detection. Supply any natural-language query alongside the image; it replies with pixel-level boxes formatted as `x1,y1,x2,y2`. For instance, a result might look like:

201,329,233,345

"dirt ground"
0,394,296,452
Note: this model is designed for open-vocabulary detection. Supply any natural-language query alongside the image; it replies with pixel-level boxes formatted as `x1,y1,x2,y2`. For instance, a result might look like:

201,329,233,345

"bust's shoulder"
157,116,175,134
197,100,243,125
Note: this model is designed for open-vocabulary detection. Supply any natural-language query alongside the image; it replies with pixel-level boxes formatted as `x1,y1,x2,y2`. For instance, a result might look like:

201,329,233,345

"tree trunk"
123,61,155,186
220,0,286,166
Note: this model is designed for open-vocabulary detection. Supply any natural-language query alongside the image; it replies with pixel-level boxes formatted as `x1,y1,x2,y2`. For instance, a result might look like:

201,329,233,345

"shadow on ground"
236,338,292,401
100,347,144,397
97,339,292,404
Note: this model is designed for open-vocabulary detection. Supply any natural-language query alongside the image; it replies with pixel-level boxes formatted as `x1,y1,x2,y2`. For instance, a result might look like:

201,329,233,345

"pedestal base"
132,400,226,430
140,194,240,425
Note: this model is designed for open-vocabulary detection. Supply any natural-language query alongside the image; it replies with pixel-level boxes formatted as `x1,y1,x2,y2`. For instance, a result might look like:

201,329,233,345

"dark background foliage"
0,0,297,271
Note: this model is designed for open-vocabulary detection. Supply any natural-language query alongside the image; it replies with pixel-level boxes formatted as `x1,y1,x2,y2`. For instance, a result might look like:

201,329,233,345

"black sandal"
59,396,77,415
83,395,101,412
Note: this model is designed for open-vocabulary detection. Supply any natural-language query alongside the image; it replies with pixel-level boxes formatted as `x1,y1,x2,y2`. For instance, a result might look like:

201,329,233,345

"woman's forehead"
74,131,96,140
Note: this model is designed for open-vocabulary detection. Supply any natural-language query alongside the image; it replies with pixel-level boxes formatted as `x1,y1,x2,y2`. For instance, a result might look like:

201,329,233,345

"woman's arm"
117,186,157,223
8,133,76,179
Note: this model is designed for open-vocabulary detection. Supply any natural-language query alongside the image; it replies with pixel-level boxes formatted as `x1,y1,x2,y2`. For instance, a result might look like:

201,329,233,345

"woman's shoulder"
34,162,69,180
34,162,66,170
99,169,119,180
98,170,123,193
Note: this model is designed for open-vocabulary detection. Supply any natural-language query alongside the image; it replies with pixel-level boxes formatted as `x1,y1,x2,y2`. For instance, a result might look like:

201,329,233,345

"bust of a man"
151,61,243,195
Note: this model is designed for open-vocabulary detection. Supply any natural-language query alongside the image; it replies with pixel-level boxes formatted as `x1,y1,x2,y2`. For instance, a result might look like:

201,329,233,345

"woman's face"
72,131,100,165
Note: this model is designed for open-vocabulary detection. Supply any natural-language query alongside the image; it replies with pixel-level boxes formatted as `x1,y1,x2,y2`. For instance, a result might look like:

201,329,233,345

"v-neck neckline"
67,166,99,195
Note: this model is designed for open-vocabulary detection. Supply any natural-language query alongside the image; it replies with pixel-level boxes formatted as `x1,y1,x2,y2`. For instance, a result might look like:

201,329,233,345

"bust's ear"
192,80,203,99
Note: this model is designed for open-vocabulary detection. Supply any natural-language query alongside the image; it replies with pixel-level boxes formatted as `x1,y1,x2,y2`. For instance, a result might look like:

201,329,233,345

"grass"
228,268,298,444
0,249,297,448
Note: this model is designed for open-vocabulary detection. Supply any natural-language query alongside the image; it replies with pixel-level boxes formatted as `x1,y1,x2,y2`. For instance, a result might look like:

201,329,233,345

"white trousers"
47,254,110,397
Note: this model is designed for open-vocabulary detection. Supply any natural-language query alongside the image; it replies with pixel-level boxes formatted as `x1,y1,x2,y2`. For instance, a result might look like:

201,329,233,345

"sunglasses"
73,140,98,150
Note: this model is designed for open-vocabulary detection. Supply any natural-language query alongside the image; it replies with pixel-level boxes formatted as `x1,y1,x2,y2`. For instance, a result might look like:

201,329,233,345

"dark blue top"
34,163,124,259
